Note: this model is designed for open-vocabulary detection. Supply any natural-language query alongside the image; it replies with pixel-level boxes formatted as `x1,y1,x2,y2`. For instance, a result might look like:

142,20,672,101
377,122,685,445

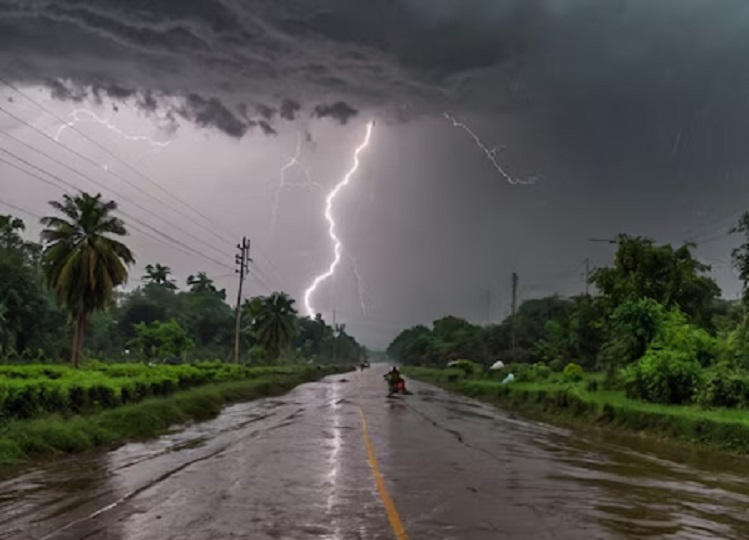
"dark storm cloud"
2,0,749,165
255,104,276,121
180,94,248,138
312,101,359,124
46,79,87,102
279,99,301,121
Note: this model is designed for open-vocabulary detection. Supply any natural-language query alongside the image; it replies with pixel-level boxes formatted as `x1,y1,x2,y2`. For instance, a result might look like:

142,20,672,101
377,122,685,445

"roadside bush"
697,364,749,409
548,359,564,373
622,349,703,405
563,362,583,382
448,359,483,377
0,361,290,422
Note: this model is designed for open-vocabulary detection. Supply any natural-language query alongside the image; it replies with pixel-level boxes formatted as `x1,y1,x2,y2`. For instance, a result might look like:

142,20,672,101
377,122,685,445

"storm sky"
1,0,748,347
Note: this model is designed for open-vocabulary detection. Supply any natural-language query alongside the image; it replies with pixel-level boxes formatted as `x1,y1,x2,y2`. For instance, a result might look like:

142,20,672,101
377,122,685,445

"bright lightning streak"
271,131,320,236
304,121,374,318
54,109,171,150
444,112,535,185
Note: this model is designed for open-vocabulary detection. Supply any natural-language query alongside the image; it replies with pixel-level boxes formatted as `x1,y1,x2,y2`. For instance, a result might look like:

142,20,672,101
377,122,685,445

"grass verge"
404,367,749,455
0,365,343,465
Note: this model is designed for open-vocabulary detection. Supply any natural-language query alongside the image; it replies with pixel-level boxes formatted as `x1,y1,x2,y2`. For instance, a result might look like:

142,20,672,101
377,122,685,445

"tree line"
388,224,749,407
0,192,365,366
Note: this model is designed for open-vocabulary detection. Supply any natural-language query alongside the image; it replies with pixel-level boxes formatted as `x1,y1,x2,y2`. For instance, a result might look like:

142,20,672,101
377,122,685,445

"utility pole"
511,272,518,350
584,258,591,296
332,309,337,364
486,287,492,324
233,237,250,363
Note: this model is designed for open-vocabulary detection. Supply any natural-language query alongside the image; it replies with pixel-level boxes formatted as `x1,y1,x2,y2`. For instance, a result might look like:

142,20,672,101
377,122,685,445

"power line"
0,198,41,219
0,77,238,244
0,101,287,290
0,148,234,271
0,87,290,291
0,125,234,260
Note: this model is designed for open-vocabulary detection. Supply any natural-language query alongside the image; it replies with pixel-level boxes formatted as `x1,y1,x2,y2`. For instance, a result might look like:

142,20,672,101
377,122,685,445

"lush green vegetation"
405,367,749,454
0,193,362,463
391,226,749,420
0,193,366,365
0,362,299,421
0,365,342,464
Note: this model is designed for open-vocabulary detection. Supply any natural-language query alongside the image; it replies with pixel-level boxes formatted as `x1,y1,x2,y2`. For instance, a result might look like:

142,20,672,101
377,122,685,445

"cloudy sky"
1,0,748,347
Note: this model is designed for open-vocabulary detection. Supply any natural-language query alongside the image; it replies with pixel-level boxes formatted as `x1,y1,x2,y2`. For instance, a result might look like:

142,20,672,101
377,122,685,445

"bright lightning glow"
304,121,374,318
54,109,171,150
271,131,320,236
444,112,535,185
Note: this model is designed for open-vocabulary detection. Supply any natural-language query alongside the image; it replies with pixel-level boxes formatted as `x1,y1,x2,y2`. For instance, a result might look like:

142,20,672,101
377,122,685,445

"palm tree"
142,263,176,289
41,193,134,367
253,292,298,362
187,271,225,297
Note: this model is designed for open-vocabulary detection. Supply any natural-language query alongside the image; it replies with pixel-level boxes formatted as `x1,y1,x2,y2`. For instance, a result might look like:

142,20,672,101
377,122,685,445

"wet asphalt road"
2,366,749,540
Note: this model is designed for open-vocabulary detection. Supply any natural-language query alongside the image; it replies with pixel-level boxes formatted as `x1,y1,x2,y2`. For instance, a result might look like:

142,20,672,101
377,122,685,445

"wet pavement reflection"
1,366,748,539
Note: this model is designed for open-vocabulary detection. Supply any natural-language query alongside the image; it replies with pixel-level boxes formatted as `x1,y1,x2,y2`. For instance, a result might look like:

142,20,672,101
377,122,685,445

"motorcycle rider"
384,366,405,395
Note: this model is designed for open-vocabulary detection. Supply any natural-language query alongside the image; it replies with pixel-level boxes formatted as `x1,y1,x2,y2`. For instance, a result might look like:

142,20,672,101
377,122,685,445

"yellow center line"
358,405,410,540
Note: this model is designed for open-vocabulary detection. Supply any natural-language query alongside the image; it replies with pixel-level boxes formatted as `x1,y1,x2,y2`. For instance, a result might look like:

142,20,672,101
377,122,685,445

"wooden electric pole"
584,258,591,296
233,237,250,363
511,272,518,349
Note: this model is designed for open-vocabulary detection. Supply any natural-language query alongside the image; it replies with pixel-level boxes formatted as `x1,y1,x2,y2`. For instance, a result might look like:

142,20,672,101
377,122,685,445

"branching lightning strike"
444,112,535,185
54,109,171,150
271,131,320,236
304,121,374,318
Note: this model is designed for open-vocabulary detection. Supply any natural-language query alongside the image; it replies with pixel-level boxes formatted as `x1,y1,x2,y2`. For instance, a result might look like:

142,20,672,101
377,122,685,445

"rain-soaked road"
2,366,749,540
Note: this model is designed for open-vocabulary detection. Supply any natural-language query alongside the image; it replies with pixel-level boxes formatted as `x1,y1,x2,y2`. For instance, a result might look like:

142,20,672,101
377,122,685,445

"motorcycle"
385,374,412,397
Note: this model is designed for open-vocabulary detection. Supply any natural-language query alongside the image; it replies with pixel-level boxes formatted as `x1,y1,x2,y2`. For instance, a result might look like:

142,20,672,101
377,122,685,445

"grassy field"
404,367,749,455
0,363,343,464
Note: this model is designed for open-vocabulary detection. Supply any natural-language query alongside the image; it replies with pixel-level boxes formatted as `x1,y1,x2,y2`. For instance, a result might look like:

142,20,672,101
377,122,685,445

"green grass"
0,365,343,465
405,367,749,455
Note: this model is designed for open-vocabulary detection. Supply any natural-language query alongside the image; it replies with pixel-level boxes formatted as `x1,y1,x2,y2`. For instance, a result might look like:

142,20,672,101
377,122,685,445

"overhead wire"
0,121,234,260
0,149,234,271
0,88,287,289
0,197,42,219
0,77,238,245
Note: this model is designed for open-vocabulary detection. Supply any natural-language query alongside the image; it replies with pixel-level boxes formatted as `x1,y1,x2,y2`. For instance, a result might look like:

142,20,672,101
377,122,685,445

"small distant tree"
142,263,177,289
129,319,193,360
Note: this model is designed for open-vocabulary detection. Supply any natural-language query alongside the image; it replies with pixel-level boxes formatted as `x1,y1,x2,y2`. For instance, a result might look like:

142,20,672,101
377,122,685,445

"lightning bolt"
349,255,369,317
304,120,374,318
54,109,171,150
271,131,321,236
444,112,535,185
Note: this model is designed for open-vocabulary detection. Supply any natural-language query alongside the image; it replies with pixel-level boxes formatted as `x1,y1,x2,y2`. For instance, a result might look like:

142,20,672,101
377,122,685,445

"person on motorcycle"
384,366,406,395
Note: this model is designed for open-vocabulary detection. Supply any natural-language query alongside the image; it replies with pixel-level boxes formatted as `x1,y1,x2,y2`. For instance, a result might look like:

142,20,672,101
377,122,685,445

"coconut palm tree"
41,192,134,367
142,263,176,289
253,292,298,362
186,271,225,298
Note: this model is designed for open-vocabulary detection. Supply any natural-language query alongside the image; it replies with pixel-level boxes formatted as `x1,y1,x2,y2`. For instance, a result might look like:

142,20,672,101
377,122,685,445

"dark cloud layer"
1,0,748,157
313,101,359,124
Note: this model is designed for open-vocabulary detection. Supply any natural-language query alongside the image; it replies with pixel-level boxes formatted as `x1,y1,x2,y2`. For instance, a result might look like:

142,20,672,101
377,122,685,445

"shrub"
448,359,483,377
563,362,584,382
697,365,749,409
548,359,564,373
622,349,703,405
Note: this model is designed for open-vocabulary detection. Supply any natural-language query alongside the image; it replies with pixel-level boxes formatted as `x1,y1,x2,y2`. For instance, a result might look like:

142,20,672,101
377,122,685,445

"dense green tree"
128,319,194,360
40,193,134,367
591,235,719,328
253,292,298,362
